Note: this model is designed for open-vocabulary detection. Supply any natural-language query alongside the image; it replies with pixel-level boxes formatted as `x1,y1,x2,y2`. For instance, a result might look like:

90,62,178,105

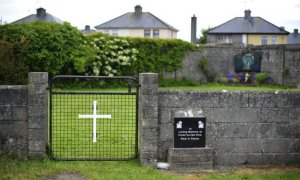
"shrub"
232,77,239,84
0,39,28,84
0,21,95,84
218,77,227,84
254,73,268,84
87,33,196,77
198,56,217,82
85,34,138,76
129,37,195,74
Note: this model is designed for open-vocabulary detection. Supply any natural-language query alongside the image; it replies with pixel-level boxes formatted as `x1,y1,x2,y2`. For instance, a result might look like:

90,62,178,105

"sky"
1,0,300,41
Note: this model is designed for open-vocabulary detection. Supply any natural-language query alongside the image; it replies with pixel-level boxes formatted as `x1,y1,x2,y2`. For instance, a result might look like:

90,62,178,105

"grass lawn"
1,156,300,180
50,88,138,160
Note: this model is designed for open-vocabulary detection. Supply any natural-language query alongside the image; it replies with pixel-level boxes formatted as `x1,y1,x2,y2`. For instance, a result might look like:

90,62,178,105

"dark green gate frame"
49,75,139,161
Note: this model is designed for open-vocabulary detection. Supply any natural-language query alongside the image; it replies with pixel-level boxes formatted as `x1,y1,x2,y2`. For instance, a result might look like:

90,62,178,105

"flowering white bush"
90,36,138,76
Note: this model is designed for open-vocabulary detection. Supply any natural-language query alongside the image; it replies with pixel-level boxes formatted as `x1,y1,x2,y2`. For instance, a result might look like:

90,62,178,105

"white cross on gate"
78,101,111,143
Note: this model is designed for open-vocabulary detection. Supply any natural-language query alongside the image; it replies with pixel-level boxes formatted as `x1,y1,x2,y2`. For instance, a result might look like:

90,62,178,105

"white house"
95,5,178,39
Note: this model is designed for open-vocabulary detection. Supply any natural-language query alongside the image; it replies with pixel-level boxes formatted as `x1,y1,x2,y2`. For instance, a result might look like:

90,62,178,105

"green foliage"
218,77,227,84
199,27,213,44
283,68,289,76
87,33,196,76
0,39,28,84
0,24,195,84
232,77,239,84
128,37,195,74
254,72,268,84
198,56,217,82
159,78,199,87
198,57,209,74
0,21,94,84
1,156,300,180
86,33,138,76
0,156,180,180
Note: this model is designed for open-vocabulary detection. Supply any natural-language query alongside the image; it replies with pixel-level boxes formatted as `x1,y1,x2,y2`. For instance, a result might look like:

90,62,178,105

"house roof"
95,5,178,32
288,29,300,44
208,10,289,35
12,8,63,24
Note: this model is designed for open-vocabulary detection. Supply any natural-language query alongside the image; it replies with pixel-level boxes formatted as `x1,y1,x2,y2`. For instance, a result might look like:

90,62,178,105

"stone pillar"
28,72,48,159
139,73,159,166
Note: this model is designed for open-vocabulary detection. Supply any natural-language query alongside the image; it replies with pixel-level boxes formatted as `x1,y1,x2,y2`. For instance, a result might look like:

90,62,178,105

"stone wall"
252,45,300,87
164,44,300,87
0,85,28,158
0,72,48,159
139,73,300,167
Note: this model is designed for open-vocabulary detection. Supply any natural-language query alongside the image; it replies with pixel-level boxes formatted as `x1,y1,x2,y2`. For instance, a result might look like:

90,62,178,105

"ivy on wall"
198,56,217,82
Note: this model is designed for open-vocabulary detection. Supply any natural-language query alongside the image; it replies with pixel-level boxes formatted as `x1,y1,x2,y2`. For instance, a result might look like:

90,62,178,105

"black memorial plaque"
174,117,206,148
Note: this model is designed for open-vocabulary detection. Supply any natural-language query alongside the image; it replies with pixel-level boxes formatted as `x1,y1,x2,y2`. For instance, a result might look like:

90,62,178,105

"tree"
0,21,96,84
199,27,213,44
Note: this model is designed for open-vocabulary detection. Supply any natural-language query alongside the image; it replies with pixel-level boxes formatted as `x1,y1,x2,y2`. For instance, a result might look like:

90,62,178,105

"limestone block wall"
140,73,300,166
164,45,300,88
0,72,48,159
0,85,28,157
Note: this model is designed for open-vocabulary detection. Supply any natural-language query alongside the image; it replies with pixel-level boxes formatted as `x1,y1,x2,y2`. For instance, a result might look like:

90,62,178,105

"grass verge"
0,156,178,180
1,156,299,180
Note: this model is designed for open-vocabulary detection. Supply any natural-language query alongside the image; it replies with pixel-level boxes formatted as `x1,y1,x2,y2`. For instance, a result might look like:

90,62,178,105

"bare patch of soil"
39,172,89,180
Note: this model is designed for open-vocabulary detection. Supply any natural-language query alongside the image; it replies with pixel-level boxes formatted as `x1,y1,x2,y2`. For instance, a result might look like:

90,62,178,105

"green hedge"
128,37,196,75
0,21,95,84
0,39,28,84
0,24,195,84
87,33,196,77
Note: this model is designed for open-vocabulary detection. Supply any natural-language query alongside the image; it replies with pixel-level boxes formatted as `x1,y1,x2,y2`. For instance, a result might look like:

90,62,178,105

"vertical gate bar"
135,84,140,158
49,78,53,158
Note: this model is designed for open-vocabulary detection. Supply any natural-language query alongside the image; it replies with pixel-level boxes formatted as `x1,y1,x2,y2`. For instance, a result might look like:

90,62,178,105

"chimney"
36,8,46,17
191,15,197,44
85,25,90,31
244,9,251,20
134,5,142,15
294,29,298,35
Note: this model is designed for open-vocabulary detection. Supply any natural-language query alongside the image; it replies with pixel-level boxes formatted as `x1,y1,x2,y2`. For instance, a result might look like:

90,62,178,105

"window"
261,36,267,45
216,35,232,43
225,35,232,43
272,36,277,44
144,30,150,38
153,30,159,38
217,35,223,42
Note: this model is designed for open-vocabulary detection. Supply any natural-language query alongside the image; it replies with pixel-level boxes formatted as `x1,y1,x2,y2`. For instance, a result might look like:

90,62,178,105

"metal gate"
49,75,139,160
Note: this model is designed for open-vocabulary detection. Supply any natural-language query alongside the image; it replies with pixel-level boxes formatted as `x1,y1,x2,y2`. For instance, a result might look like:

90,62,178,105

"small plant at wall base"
218,72,274,86
218,77,227,84
254,72,269,85
198,56,217,82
